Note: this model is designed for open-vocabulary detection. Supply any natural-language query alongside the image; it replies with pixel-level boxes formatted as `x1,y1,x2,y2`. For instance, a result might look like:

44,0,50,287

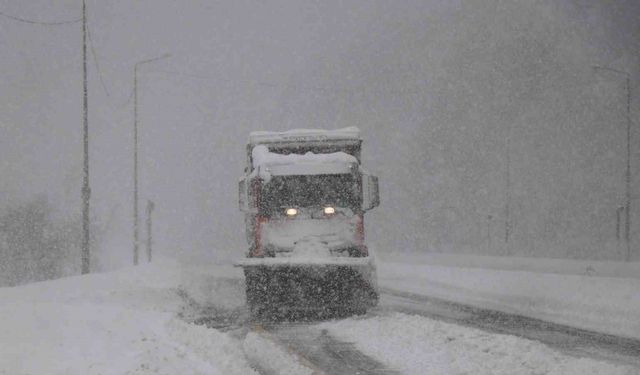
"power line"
123,87,135,107
0,10,81,25
86,22,110,97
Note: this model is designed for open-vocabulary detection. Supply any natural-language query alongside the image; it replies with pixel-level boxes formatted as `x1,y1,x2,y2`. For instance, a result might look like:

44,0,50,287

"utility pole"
133,59,139,266
487,214,492,253
133,54,170,265
505,129,511,252
593,66,633,261
617,205,624,241
81,0,90,274
625,75,632,261
1,4,90,272
146,200,155,263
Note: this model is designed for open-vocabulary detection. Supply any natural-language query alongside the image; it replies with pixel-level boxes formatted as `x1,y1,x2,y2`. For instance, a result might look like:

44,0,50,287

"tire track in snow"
245,324,327,375
380,287,640,368
176,287,249,331
177,287,399,374
257,323,401,375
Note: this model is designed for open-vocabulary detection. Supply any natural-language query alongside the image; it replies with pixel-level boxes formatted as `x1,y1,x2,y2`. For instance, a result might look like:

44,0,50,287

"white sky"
1,1,638,268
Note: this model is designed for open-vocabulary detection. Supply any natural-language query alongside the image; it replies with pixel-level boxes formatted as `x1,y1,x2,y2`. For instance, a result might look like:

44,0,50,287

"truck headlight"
323,206,335,215
285,208,298,216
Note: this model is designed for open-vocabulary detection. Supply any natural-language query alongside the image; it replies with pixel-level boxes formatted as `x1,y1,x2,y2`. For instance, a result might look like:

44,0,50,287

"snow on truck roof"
251,144,357,180
249,127,361,145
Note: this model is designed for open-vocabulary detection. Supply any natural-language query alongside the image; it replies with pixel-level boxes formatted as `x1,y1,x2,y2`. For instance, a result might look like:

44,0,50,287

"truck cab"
237,127,379,318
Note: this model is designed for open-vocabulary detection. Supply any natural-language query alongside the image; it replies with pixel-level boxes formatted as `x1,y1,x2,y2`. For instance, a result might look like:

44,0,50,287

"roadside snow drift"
378,253,640,340
0,257,255,375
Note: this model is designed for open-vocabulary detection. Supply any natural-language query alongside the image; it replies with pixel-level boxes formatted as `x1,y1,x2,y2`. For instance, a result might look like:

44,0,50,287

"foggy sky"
1,1,639,269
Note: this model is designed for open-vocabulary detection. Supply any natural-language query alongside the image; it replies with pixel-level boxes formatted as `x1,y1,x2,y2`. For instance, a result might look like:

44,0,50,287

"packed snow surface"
378,253,640,340
320,313,637,375
244,331,314,375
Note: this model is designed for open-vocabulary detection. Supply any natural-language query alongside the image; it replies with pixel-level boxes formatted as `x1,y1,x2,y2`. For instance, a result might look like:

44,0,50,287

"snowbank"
0,257,254,375
378,253,640,340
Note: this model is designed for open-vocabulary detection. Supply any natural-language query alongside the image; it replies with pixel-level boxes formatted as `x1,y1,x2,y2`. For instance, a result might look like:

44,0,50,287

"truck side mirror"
239,177,260,213
362,174,380,211
238,178,248,212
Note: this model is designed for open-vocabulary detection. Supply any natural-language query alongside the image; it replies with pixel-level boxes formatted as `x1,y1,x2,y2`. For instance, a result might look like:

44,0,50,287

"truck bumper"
237,257,378,319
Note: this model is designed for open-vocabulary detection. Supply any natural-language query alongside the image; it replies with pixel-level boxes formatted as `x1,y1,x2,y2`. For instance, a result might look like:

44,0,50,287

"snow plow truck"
237,127,380,318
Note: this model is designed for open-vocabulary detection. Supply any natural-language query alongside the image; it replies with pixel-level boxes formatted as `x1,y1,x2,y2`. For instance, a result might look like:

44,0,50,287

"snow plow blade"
235,257,378,319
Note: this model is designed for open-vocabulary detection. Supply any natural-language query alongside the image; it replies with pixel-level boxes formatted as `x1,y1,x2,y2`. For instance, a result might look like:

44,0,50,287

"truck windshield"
259,174,359,215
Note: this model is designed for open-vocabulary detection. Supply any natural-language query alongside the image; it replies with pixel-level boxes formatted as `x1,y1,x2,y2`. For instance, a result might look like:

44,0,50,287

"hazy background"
1,0,638,276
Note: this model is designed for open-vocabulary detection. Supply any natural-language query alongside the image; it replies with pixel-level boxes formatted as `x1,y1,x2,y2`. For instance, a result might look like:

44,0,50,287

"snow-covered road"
380,288,640,368
1,256,639,375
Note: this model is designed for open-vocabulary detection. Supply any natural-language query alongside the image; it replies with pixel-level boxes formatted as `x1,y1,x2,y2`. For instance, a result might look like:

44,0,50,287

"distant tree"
0,196,80,286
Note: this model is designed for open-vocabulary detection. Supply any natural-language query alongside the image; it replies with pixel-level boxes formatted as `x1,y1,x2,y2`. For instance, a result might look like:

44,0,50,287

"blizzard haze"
1,0,639,274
